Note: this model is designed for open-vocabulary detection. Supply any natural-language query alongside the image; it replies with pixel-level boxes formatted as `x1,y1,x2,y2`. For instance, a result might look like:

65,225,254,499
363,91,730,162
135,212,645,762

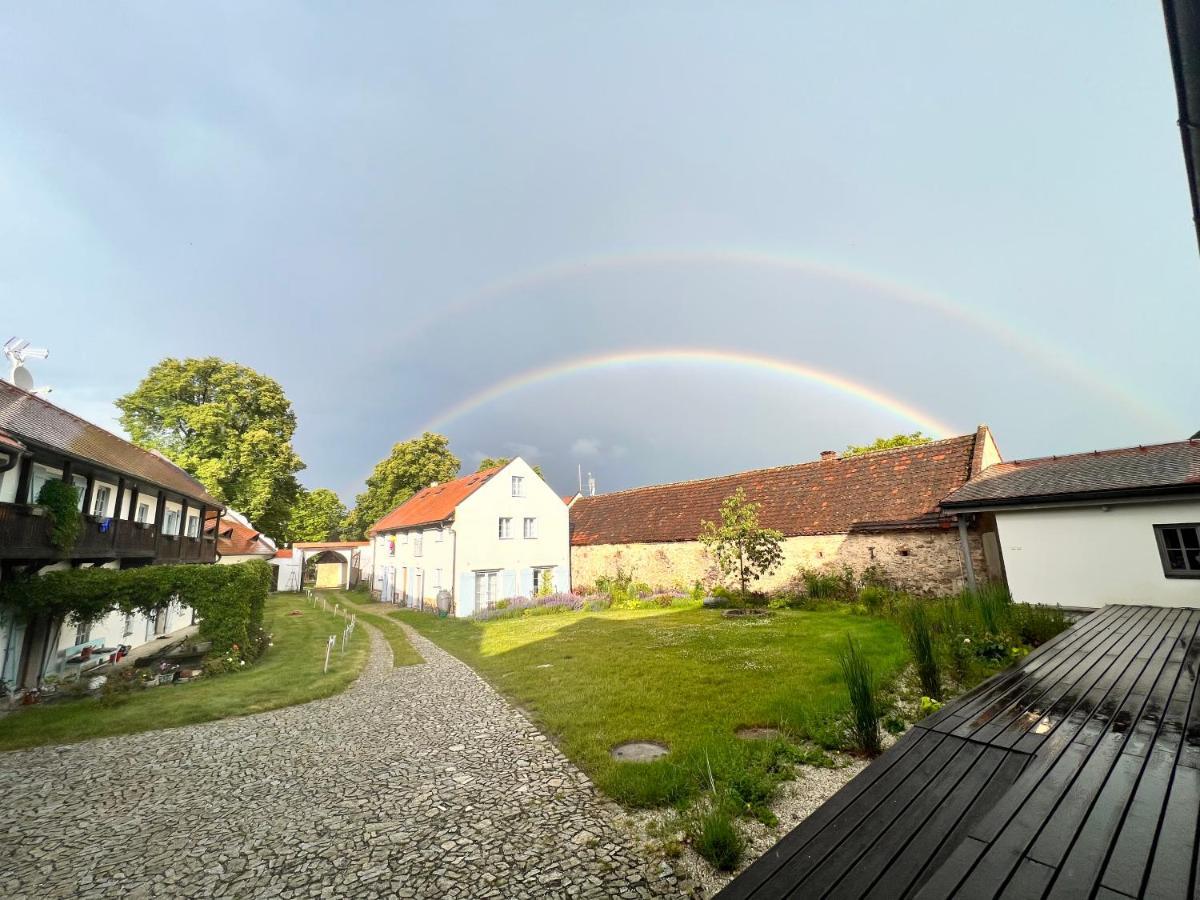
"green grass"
393,605,907,808
322,590,423,666
0,593,371,752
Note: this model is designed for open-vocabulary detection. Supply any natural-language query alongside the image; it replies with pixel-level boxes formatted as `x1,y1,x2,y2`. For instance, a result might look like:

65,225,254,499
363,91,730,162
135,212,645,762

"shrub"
36,480,82,552
858,585,893,615
1011,603,1069,647
901,601,942,701
838,635,882,755
690,806,745,871
917,696,944,718
802,569,845,599
960,582,1012,635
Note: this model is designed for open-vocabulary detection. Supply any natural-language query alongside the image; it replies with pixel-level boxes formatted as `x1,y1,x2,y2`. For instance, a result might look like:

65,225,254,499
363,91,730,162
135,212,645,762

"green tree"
698,488,784,596
341,433,460,539
843,432,933,458
115,357,304,537
476,457,544,478
285,488,347,542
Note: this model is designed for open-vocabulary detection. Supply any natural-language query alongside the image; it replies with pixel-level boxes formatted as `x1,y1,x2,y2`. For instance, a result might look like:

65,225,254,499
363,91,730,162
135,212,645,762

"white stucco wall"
373,525,455,606
452,459,570,616
995,500,1200,608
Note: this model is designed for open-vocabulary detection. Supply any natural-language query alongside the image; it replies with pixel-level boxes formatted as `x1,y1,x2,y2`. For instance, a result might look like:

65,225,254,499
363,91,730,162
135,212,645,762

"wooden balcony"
0,503,216,564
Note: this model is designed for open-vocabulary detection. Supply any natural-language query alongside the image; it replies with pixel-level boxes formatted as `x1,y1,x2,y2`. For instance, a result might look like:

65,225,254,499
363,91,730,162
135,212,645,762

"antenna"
578,464,582,494
587,472,596,497
3,337,51,394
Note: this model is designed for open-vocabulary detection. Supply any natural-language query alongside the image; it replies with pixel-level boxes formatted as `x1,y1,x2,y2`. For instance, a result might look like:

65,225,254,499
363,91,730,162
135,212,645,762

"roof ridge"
576,432,976,501
996,437,1200,469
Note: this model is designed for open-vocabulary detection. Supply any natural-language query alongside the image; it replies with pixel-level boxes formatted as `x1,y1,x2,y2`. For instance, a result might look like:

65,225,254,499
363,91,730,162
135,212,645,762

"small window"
532,567,554,595
74,621,91,646
72,475,88,511
1155,524,1200,578
92,485,111,517
123,613,134,637
136,502,150,524
413,534,423,557
164,509,180,535
523,517,537,539
512,475,524,497
186,515,200,538
433,568,442,592
498,517,512,539
400,531,408,545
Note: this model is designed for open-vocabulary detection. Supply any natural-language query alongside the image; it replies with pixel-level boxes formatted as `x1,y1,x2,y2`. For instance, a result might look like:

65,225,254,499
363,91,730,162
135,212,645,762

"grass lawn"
393,605,907,808
0,593,371,752
325,590,422,666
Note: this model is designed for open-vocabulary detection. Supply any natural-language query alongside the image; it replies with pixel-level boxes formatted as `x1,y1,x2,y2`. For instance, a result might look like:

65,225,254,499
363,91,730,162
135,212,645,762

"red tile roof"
0,428,26,452
0,380,220,505
569,431,989,546
216,517,275,557
274,548,294,559
943,439,1200,507
291,540,369,549
369,466,502,534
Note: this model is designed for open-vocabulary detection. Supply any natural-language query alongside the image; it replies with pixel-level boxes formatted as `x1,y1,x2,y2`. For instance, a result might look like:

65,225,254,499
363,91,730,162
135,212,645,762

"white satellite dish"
12,365,33,390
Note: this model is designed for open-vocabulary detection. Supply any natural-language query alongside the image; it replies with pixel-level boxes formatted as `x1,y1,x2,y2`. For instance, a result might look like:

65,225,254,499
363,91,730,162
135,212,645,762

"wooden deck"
716,605,1200,899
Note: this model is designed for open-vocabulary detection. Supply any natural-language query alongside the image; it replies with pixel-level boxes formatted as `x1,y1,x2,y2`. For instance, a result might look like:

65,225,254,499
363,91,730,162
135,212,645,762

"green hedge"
0,560,272,653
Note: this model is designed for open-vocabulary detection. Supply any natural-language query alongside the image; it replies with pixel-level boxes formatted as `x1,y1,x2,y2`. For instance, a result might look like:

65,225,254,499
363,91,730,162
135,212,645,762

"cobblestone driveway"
0,625,687,899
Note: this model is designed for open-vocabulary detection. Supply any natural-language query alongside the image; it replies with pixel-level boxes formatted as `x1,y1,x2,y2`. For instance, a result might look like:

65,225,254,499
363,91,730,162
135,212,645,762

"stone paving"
0,624,688,899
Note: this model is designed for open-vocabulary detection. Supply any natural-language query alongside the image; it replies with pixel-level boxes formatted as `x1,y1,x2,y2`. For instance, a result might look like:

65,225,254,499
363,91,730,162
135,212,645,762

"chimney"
820,450,838,461
587,472,596,496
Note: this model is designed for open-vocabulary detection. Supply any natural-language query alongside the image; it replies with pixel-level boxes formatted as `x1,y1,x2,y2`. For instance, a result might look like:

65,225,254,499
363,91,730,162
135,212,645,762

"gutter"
1163,0,1200,253
942,483,1200,513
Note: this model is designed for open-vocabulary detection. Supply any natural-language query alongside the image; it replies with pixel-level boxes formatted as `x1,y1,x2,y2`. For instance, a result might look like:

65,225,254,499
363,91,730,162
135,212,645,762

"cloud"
571,437,601,457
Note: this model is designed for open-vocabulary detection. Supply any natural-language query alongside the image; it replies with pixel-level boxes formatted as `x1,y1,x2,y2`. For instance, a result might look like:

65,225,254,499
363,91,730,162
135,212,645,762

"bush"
838,635,882,755
802,569,846,600
690,806,745,871
858,585,893,615
1011,603,1069,647
901,601,942,701
36,480,82,552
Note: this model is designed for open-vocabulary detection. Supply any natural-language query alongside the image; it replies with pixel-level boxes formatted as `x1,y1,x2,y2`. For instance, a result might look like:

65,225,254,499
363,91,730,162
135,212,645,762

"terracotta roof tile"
274,548,294,559
569,433,984,545
216,518,275,557
0,380,220,505
291,540,368,548
943,439,1200,507
369,467,502,534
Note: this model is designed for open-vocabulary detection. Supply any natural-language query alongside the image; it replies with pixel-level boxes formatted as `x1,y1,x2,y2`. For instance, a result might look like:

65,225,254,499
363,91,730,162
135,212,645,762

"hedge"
0,560,272,653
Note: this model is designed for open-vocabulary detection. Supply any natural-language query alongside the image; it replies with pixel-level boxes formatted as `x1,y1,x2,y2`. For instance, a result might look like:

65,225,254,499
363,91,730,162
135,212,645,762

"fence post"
324,635,335,673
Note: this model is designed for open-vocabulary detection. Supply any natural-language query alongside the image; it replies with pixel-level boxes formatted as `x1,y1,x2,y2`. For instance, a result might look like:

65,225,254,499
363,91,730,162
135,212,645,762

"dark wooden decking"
716,604,1200,900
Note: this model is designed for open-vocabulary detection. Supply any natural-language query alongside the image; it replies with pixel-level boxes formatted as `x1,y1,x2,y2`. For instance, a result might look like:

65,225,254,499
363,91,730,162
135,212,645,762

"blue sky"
2,3,1196,502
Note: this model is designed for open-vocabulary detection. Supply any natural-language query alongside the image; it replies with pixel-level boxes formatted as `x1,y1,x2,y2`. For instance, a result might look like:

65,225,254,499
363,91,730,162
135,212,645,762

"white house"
367,458,570,617
941,439,1200,608
213,509,277,564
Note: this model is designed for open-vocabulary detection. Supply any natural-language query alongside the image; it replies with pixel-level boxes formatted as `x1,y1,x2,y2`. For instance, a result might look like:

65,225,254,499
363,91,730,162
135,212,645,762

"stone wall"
571,528,993,597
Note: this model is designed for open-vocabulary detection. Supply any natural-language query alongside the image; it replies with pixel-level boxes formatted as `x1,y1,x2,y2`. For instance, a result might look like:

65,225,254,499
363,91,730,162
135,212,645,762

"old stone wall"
571,528,993,597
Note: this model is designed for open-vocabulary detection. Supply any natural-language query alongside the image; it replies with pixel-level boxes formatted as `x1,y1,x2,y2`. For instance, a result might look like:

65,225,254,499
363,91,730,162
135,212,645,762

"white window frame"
28,465,55,504
92,485,111,517
413,533,423,557
400,531,408,545
164,509,180,536
136,502,151,524
433,568,442,592
498,517,512,540
186,514,200,538
72,474,87,511
532,567,554,596
523,517,537,539
511,475,524,497
475,570,499,609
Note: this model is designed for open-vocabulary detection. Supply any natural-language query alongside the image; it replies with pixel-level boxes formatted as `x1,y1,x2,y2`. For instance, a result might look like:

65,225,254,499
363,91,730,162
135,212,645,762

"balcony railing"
0,504,216,563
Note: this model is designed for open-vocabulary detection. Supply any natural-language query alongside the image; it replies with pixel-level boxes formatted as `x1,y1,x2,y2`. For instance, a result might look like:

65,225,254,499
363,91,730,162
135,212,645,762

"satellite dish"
12,365,33,390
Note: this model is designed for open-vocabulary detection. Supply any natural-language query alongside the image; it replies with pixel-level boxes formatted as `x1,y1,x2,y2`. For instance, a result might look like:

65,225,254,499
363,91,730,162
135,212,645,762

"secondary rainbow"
396,249,1174,431
415,348,959,439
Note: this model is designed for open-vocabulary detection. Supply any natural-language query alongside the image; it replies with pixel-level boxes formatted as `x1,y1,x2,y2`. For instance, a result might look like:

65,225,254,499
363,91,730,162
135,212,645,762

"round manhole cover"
610,741,669,762
736,727,782,741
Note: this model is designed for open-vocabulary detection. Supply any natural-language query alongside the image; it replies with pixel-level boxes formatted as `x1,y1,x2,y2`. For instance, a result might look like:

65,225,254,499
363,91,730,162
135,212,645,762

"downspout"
450,522,457,617
957,516,978,593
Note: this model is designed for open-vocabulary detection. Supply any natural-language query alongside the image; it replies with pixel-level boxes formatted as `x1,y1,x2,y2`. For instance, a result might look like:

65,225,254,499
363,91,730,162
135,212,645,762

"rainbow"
398,249,1174,430
416,348,960,438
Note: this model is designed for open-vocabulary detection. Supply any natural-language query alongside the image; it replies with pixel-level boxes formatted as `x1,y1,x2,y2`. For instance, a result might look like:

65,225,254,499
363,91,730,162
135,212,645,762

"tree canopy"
341,433,460,538
843,432,933,457
115,357,305,538
285,488,347,542
699,488,784,595
476,457,544,478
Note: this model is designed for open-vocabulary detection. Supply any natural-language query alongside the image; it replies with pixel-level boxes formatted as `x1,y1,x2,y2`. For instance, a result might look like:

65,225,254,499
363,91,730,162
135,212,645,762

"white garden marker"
324,635,336,673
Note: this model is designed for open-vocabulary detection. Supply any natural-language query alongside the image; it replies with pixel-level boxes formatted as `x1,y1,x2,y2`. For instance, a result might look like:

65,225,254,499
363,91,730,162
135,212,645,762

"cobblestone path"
0,625,687,899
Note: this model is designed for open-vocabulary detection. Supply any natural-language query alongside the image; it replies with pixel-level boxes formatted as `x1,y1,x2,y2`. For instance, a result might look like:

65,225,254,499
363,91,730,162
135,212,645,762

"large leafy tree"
285,488,347,542
342,433,460,538
843,432,933,457
476,456,544,478
115,357,304,537
699,488,785,596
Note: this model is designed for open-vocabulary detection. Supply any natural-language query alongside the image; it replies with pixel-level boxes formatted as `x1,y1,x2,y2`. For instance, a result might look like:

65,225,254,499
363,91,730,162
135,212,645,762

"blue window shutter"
520,568,534,598
458,572,475,616
502,569,518,599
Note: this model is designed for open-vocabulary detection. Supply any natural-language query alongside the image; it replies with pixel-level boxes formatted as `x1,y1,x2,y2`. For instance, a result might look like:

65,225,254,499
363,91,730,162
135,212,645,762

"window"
1155,524,1200,578
436,527,444,542
387,535,396,557
28,466,53,503
523,517,537,539
475,571,498,609
532,567,554,595
92,485,111,517
164,509,180,535
74,621,91,646
498,517,512,539
72,475,87,511
123,613,134,637
413,533,423,557
186,515,200,538
136,502,150,524
433,568,442,592
511,475,524,497
400,531,408,545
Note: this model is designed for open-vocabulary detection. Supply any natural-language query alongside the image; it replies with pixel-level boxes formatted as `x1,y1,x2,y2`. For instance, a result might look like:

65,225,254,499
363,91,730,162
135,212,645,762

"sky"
1,2,1197,504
